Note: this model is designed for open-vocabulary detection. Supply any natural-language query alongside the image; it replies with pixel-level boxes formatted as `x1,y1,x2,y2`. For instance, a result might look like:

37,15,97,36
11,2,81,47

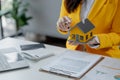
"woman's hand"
56,16,71,32
68,41,86,51
87,36,100,48
68,36,100,48
68,40,80,46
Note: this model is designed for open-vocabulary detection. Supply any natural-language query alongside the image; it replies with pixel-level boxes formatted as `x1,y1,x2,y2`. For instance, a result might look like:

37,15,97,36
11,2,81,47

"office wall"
23,0,68,39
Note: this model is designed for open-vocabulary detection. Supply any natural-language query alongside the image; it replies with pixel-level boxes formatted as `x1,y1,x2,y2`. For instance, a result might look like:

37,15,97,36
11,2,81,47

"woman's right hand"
56,16,71,32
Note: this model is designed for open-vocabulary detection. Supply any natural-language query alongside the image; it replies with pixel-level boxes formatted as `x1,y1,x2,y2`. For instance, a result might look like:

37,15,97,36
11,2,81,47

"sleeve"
96,0,120,49
59,0,68,18
57,0,69,35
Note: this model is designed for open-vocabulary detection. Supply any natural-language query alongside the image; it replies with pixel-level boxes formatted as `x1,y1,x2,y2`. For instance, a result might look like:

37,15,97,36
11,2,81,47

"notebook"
0,47,29,72
80,57,120,80
40,50,103,78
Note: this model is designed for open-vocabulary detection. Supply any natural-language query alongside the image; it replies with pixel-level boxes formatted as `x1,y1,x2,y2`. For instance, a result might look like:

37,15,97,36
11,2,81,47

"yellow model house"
69,19,95,43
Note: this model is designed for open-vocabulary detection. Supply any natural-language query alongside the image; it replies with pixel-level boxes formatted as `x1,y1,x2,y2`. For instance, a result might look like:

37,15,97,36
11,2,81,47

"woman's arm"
95,0,120,49
57,0,69,35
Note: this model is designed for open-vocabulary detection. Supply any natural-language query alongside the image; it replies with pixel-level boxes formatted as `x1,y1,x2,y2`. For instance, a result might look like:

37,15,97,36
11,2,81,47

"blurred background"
0,0,68,47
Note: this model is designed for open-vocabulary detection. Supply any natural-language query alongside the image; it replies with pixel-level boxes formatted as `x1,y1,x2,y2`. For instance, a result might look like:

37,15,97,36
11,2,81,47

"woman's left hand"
87,36,100,47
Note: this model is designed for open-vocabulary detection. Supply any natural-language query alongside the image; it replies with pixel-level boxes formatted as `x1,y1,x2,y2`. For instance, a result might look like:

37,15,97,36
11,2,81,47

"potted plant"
0,0,32,32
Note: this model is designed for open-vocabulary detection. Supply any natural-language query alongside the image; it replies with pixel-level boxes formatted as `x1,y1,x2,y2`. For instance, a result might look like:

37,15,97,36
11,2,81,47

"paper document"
40,50,102,78
80,57,120,80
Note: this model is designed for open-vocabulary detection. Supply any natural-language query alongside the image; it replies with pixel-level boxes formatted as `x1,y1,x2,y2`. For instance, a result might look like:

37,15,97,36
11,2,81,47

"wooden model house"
69,19,95,43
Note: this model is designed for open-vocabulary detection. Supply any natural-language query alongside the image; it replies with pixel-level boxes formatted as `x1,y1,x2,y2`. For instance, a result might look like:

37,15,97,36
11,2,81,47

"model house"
69,19,95,43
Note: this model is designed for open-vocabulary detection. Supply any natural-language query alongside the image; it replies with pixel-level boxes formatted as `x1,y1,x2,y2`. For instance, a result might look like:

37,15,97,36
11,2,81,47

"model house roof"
76,19,95,33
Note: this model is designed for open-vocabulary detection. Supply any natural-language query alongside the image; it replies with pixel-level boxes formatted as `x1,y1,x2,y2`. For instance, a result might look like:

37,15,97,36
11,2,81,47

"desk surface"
0,38,74,80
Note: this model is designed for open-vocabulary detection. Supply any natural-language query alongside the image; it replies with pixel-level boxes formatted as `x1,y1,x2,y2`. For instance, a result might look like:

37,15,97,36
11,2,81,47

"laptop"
0,47,29,72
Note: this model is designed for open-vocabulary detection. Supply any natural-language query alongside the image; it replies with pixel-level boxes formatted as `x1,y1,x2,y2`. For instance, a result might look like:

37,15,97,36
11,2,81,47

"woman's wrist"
87,36,100,48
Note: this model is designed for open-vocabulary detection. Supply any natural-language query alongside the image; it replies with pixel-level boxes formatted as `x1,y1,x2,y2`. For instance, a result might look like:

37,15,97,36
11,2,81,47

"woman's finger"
56,17,71,31
64,16,71,23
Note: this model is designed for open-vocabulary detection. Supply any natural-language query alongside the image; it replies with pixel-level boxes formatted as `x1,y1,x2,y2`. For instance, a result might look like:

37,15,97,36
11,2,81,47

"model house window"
71,34,75,39
90,32,93,37
79,35,84,40
76,34,79,42
86,35,88,40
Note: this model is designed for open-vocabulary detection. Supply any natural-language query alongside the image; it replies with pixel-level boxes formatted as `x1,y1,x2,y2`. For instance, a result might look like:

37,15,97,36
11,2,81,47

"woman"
56,0,120,58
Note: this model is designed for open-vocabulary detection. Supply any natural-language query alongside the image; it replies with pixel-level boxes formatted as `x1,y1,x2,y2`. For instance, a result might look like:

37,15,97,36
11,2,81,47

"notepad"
22,48,54,61
40,50,103,78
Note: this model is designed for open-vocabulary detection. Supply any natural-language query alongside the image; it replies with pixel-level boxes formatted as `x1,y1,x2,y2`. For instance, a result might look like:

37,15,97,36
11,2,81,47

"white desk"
0,38,73,80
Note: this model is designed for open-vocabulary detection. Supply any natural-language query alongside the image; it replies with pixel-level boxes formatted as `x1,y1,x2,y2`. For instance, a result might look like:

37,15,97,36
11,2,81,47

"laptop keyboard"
0,55,11,71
